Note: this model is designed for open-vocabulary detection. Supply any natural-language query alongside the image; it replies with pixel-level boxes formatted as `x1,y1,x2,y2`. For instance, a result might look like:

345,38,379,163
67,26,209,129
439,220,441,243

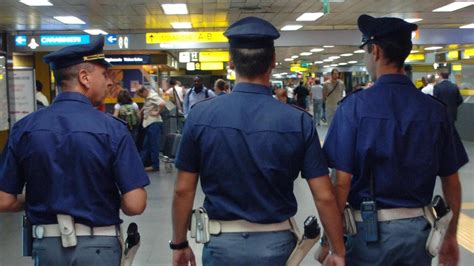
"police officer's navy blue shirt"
323,74,469,209
0,92,150,226
175,83,329,223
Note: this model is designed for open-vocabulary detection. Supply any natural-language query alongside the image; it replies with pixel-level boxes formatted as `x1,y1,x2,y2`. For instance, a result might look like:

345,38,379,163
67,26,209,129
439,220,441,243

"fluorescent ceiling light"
171,22,192,29
323,65,331,68
300,52,312,56
20,0,53,6
54,16,86,24
323,45,335,48
281,25,303,31
284,58,293,61
433,2,474,12
162,3,189,15
314,61,324,64
425,46,443,51
281,72,288,75
404,18,423,23
310,48,325,52
323,59,333,62
84,29,108,35
348,61,358,64
410,50,419,53
460,23,474,28
338,63,348,66
354,49,365,53
291,55,299,59
296,12,324,21
329,56,340,59
341,53,353,57
331,64,338,67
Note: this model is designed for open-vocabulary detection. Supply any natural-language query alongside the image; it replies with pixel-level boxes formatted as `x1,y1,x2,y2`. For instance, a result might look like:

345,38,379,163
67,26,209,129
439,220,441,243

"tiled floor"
1,125,473,266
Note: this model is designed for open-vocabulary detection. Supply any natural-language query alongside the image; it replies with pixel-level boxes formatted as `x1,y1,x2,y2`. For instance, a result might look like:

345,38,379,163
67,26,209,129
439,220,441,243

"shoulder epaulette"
338,88,363,105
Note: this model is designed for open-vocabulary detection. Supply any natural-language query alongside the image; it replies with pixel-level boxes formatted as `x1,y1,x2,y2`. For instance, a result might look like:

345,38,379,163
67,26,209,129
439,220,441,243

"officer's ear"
78,66,92,90
371,44,383,62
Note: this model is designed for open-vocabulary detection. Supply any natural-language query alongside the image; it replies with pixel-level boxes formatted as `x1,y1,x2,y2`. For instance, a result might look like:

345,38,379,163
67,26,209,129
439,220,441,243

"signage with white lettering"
8,69,36,125
40,35,90,46
105,55,150,65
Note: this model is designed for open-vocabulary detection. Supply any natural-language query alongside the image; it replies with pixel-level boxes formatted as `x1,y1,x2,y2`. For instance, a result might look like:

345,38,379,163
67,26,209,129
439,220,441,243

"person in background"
311,78,324,126
421,74,436,96
418,76,428,90
136,86,166,172
113,89,141,147
434,69,464,124
214,79,228,96
286,82,295,104
36,80,49,109
166,78,186,111
183,76,216,118
294,81,309,110
323,69,346,126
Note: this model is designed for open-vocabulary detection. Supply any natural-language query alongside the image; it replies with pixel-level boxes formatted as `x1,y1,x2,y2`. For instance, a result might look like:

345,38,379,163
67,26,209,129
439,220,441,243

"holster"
425,207,453,257
57,214,77,248
343,204,357,236
121,223,141,266
286,217,320,266
190,207,210,244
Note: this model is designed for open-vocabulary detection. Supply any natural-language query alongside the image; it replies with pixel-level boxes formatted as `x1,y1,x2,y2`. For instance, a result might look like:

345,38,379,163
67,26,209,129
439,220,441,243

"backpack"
119,104,139,130
185,88,209,110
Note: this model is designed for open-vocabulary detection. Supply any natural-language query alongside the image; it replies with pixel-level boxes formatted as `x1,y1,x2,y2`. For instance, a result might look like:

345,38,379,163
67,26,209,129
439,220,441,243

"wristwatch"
169,240,189,250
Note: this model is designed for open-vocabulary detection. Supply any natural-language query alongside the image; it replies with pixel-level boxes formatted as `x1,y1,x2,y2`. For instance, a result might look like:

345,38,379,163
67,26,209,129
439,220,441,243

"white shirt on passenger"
142,90,166,128
422,83,434,96
311,84,324,100
114,102,139,111
36,91,49,107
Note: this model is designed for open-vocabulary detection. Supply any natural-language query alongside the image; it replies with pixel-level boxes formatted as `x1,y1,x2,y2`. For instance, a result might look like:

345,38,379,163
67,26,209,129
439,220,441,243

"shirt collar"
375,74,414,86
53,92,93,106
232,83,272,96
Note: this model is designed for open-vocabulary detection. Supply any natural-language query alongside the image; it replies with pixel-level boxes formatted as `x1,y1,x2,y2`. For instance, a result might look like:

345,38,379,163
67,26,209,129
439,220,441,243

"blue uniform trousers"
346,216,432,266
202,230,296,266
32,236,121,266
141,122,162,170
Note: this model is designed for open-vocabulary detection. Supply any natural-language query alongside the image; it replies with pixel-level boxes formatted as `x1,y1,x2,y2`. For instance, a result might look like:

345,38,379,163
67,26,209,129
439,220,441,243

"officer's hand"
173,247,196,266
315,242,330,263
438,235,459,266
323,253,345,266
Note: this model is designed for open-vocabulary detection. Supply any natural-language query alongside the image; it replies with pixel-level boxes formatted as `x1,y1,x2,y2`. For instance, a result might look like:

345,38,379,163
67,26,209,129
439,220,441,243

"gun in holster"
286,216,321,266
22,215,33,257
190,207,210,244
343,203,357,236
121,223,141,266
425,195,453,257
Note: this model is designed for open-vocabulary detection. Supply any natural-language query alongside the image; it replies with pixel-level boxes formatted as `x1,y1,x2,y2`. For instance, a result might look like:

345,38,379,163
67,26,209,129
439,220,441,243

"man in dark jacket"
434,70,463,123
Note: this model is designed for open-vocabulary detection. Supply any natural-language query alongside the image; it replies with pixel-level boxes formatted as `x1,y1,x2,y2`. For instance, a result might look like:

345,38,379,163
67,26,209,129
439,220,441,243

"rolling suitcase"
162,133,182,172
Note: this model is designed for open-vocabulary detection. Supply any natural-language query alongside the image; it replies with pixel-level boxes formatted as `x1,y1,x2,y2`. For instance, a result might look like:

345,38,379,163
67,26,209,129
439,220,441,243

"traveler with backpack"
113,89,141,148
183,76,216,118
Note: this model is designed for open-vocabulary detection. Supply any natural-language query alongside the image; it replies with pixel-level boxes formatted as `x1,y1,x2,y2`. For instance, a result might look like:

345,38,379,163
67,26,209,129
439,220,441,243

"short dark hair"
230,47,274,78
315,79,321,85
168,78,177,86
331,69,339,75
117,89,133,105
53,63,95,90
137,86,148,94
440,72,450,79
367,39,412,69
36,80,43,92
215,79,226,91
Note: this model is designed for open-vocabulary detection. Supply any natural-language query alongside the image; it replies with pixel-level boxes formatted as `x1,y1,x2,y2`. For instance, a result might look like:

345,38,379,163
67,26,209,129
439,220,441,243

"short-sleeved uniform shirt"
0,92,150,226
175,83,329,223
323,74,468,209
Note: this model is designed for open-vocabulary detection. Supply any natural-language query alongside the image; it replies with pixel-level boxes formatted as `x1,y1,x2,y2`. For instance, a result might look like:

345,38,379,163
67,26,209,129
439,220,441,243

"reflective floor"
1,126,473,266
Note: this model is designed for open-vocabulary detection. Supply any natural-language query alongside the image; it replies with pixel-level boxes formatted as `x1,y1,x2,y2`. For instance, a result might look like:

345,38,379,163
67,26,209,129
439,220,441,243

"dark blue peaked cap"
358,14,418,48
43,36,112,70
224,16,280,49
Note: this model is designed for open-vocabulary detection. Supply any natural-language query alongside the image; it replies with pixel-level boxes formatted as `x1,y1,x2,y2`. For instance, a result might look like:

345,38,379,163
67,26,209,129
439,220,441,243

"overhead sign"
106,34,118,44
406,53,425,62
146,32,227,44
186,62,224,71
15,35,27,46
447,51,460,60
179,52,191,63
290,66,308,72
199,51,229,62
40,35,90,46
105,55,150,65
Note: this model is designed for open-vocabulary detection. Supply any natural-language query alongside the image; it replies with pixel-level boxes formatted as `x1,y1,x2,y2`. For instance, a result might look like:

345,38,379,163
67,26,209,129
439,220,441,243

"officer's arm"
307,176,346,257
335,170,352,212
0,191,24,212
440,172,462,238
121,188,147,216
172,170,199,243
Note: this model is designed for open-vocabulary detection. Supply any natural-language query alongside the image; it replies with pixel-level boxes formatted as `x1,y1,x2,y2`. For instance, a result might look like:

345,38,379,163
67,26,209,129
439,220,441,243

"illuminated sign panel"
40,35,90,46
199,51,229,62
146,32,227,44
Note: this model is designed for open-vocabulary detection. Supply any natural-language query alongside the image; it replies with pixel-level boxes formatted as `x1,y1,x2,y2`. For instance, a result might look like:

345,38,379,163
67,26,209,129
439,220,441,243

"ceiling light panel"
425,46,443,51
354,49,365,53
300,52,312,56
84,29,108,35
162,4,189,15
20,0,53,6
54,16,85,24
171,22,192,29
323,45,335,48
433,2,474,12
311,48,325,52
281,25,303,31
404,18,423,23
460,23,474,28
296,12,324,21
341,53,353,57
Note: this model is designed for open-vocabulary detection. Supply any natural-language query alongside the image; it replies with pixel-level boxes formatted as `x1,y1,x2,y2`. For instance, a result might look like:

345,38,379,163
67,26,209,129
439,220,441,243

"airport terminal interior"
0,0,474,265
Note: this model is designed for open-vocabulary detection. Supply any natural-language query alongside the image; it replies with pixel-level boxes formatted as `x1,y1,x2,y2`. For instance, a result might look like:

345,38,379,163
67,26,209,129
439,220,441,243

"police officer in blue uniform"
323,15,469,265
171,17,345,266
0,37,150,265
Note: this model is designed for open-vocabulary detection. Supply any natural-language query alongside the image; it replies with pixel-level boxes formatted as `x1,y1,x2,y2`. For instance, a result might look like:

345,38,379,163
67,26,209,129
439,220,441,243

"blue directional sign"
106,34,118,44
39,35,90,46
15,35,27,46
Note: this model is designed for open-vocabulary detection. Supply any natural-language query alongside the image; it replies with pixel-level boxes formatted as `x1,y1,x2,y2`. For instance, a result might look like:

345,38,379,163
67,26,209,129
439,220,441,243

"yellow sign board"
199,51,229,62
452,64,462,71
406,53,425,61
447,51,459,60
464,48,474,58
200,62,224,71
290,66,308,72
146,32,227,44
